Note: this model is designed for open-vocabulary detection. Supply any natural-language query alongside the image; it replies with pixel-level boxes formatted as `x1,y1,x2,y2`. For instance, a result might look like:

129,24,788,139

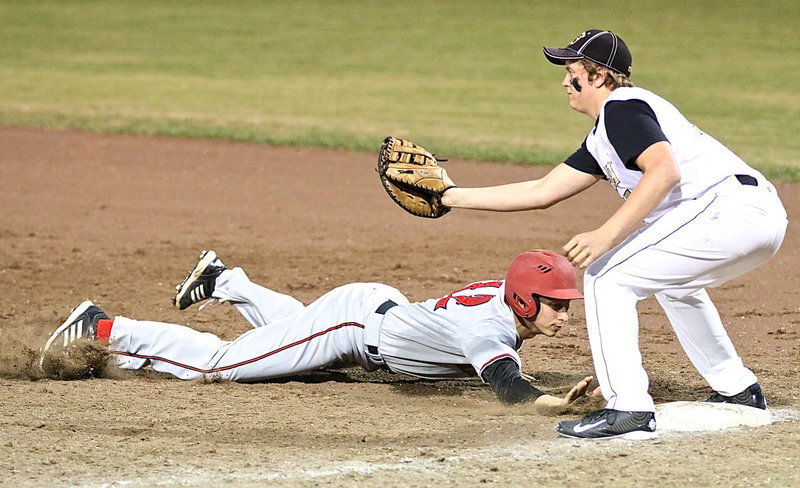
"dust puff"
0,325,49,380
0,340,45,380
0,312,117,380
39,339,118,380
191,372,233,385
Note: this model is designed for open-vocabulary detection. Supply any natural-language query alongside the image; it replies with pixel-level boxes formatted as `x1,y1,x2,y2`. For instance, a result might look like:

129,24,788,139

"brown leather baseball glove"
376,136,456,218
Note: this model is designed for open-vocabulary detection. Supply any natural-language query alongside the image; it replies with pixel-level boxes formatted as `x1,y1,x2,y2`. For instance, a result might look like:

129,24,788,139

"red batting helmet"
505,250,583,318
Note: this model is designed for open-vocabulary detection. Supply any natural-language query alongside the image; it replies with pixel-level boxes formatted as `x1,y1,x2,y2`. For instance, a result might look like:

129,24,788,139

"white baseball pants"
109,268,407,381
584,176,787,412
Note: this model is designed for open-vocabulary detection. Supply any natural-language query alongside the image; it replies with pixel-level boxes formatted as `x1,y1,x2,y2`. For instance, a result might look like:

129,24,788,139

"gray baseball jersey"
377,280,522,380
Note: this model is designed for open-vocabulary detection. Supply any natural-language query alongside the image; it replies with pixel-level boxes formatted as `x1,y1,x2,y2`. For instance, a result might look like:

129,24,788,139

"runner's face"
517,298,570,338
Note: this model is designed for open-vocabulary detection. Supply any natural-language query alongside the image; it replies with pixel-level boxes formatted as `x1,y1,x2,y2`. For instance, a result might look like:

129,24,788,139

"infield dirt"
1,126,798,487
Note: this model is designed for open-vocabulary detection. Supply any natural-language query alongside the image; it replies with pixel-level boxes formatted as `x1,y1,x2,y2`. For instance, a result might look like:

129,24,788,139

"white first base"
655,401,772,432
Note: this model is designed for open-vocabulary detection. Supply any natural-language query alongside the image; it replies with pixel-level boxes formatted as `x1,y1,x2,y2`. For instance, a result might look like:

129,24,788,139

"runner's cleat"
40,300,108,371
173,250,227,310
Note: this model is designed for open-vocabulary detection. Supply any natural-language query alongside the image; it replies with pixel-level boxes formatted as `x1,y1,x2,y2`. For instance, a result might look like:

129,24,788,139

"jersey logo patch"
603,161,621,189
434,281,502,310
603,162,632,200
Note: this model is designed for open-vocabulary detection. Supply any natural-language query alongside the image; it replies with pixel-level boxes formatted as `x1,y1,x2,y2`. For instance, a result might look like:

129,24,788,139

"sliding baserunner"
42,249,592,413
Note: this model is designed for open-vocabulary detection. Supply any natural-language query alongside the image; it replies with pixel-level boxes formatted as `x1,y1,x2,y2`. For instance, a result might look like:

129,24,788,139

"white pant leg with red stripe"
211,267,305,328
109,283,407,381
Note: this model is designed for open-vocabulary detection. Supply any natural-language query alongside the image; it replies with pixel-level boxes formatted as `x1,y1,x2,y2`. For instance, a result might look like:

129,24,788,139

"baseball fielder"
41,249,593,411
430,30,788,439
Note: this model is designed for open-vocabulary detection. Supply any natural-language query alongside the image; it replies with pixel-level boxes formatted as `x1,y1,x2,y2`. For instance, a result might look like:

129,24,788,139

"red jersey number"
434,281,503,310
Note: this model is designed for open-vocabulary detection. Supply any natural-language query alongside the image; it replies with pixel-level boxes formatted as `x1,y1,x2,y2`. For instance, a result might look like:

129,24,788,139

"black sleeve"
604,100,669,171
563,139,605,177
480,358,545,404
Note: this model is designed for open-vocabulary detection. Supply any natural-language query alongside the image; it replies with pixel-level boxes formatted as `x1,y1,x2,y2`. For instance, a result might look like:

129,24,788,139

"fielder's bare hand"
564,227,618,268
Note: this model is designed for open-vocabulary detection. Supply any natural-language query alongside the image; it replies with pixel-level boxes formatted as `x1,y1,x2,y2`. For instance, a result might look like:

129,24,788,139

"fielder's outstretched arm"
441,163,601,212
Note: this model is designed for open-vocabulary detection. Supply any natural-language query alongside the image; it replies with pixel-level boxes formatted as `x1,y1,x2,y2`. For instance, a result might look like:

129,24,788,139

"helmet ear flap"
531,294,541,319
512,293,541,318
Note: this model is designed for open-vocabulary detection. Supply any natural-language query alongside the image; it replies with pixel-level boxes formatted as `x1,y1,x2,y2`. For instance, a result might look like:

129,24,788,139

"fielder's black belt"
367,300,398,355
735,174,758,186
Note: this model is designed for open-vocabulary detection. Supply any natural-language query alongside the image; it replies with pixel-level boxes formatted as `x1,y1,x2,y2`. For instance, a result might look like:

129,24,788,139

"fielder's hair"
580,58,635,89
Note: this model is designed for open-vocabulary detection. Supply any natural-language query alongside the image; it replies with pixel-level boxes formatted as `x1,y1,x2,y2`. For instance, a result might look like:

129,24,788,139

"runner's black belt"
375,299,398,315
367,300,398,355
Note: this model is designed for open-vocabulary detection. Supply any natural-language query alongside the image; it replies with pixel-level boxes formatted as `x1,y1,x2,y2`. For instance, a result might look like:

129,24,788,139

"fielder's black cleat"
557,408,657,440
704,383,767,410
40,300,109,372
173,250,227,310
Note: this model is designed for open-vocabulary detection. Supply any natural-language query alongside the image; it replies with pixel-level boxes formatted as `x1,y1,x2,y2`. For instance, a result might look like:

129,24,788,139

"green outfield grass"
1,0,798,180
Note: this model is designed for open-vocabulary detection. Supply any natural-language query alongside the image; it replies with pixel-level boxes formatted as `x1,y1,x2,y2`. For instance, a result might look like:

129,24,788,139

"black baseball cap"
543,29,632,77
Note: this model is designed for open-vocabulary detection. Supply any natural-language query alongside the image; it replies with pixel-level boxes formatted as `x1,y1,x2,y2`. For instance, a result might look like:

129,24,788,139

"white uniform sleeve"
460,319,521,382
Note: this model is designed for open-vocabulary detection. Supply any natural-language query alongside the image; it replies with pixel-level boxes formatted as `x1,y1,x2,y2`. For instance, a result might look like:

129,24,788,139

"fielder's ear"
593,67,609,88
